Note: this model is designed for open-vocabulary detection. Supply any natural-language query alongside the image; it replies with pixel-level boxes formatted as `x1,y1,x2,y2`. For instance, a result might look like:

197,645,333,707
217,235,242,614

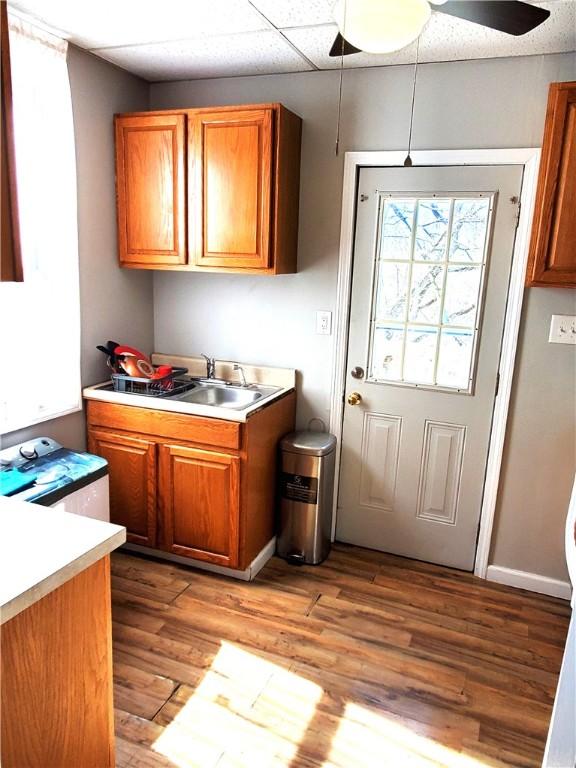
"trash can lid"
280,431,337,457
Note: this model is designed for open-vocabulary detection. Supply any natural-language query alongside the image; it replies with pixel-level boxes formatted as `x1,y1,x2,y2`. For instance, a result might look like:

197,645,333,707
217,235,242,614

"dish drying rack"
111,366,189,397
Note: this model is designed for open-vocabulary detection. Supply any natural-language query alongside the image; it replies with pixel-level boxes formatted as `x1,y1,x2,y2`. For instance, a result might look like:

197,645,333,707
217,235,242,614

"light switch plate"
316,310,332,335
549,314,576,345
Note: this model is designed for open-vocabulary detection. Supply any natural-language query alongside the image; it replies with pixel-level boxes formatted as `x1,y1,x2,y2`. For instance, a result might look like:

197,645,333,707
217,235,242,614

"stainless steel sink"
169,381,279,410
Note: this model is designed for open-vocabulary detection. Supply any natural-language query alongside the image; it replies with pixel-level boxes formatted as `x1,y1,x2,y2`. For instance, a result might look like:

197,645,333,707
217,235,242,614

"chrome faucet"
233,364,247,387
201,353,216,379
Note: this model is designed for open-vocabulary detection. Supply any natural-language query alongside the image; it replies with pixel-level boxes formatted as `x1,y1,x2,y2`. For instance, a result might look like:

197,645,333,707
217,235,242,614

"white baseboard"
123,537,276,582
487,565,572,600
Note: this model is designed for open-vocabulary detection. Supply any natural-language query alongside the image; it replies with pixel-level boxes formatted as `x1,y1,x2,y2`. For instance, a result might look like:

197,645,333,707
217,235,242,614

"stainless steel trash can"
277,431,337,565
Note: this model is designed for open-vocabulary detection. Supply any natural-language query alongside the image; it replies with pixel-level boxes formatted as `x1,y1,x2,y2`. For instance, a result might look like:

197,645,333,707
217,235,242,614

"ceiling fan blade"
435,1,550,36
329,32,362,57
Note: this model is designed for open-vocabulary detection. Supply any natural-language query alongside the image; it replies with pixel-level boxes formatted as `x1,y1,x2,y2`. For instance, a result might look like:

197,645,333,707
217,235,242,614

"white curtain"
0,16,81,434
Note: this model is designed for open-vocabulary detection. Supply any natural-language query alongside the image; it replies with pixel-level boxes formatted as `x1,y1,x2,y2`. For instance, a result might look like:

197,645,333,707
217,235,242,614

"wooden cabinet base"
86,392,296,573
1,557,115,768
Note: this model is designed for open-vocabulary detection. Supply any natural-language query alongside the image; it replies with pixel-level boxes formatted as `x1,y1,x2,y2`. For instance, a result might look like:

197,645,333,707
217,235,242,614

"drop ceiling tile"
250,0,335,28
8,0,269,49
284,23,418,70
419,1,576,62
96,30,313,82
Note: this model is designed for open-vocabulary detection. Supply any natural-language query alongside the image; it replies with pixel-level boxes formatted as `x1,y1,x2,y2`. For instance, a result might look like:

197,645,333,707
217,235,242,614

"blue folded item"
0,468,34,496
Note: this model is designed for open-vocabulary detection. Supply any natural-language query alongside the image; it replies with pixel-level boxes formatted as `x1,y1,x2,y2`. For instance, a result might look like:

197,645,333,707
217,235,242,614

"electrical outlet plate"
549,314,576,345
316,310,332,336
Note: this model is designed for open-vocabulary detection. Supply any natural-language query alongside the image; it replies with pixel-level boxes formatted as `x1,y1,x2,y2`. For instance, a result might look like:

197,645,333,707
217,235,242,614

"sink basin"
170,382,279,410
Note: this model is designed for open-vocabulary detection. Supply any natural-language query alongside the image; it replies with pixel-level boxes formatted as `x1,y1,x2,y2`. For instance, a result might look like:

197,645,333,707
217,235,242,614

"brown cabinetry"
115,114,186,267
526,81,576,288
115,103,301,274
86,393,295,572
160,444,239,567
88,430,157,547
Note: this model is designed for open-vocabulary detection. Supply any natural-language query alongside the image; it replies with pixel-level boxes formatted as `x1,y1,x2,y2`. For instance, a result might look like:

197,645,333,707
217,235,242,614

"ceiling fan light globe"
428,0,448,5
333,0,431,54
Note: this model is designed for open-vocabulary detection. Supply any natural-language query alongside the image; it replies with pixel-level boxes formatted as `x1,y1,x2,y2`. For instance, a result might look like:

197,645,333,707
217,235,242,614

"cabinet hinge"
494,371,500,398
515,201,521,229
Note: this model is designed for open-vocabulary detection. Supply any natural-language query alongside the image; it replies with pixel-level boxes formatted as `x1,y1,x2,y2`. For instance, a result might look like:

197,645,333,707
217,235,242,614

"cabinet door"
115,114,186,267
159,444,239,567
189,108,273,270
88,430,157,546
527,81,576,287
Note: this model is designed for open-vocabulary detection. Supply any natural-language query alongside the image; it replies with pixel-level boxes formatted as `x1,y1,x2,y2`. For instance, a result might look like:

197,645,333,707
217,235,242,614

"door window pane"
437,329,474,389
443,265,482,328
379,199,415,261
376,262,409,321
414,199,451,261
408,263,445,324
368,193,492,392
449,198,490,262
371,326,403,381
404,327,437,384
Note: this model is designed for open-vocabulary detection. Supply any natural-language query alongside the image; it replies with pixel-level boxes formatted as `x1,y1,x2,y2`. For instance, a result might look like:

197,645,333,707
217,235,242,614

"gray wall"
0,46,152,452
150,52,576,581
491,287,576,582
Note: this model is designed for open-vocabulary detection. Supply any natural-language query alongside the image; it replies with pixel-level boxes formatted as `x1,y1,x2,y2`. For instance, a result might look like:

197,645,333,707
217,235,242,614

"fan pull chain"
335,0,347,156
404,36,421,167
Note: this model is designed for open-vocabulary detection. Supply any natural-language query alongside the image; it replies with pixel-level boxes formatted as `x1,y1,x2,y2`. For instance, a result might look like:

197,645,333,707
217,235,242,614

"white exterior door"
336,165,523,570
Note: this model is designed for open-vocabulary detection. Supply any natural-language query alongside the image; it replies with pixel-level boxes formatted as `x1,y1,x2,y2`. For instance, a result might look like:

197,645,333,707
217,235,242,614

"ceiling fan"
328,0,552,57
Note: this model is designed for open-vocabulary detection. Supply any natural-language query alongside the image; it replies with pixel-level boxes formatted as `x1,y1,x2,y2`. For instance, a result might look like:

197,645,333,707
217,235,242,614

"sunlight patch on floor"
327,702,494,768
151,641,323,767
151,641,498,768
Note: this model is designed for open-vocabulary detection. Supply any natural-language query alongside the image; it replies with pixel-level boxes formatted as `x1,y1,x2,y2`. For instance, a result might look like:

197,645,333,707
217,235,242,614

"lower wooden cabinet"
88,430,157,547
160,444,240,567
86,393,296,572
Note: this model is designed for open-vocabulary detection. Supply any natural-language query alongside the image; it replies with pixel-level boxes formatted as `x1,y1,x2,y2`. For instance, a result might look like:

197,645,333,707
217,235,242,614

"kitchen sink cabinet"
87,430,157,547
86,391,296,574
159,445,240,567
526,81,576,288
115,103,301,275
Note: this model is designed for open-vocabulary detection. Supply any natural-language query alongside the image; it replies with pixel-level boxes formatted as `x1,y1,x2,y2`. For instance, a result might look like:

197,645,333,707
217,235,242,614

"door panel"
189,109,272,270
159,444,239,567
115,114,186,266
88,430,157,546
337,165,523,570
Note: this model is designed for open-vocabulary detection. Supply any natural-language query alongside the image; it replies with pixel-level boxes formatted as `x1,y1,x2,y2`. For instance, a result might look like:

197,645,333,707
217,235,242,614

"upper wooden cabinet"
526,81,576,288
115,103,302,275
115,114,186,267
189,108,272,270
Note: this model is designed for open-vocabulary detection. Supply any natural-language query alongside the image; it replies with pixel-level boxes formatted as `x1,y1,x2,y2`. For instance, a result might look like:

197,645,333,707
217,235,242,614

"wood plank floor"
111,545,571,768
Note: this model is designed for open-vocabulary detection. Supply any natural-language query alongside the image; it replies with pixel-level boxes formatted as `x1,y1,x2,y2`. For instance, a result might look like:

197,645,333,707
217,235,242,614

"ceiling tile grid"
7,0,576,82
97,29,313,82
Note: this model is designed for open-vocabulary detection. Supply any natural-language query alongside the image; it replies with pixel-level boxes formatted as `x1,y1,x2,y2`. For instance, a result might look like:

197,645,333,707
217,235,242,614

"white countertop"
83,354,296,423
0,497,125,624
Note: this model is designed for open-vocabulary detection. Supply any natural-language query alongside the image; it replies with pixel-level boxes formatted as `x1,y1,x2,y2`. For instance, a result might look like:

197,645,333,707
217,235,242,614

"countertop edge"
82,383,295,422
0,526,126,625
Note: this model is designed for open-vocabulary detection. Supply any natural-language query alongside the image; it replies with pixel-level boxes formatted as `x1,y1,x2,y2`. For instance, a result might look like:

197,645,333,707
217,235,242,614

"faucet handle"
233,363,247,387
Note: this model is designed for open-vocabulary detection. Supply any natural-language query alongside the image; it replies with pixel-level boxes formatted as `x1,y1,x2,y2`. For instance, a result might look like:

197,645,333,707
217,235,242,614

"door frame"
329,148,541,578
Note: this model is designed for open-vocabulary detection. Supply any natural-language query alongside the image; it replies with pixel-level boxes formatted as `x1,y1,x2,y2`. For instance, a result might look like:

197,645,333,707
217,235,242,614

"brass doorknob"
347,392,362,406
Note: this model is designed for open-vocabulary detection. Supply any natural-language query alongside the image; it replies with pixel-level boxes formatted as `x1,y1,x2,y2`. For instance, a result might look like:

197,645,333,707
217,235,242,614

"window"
0,15,80,434
368,194,493,393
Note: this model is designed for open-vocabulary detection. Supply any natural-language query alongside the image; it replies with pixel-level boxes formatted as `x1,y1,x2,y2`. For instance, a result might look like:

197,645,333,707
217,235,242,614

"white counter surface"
0,496,125,624
83,354,296,423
